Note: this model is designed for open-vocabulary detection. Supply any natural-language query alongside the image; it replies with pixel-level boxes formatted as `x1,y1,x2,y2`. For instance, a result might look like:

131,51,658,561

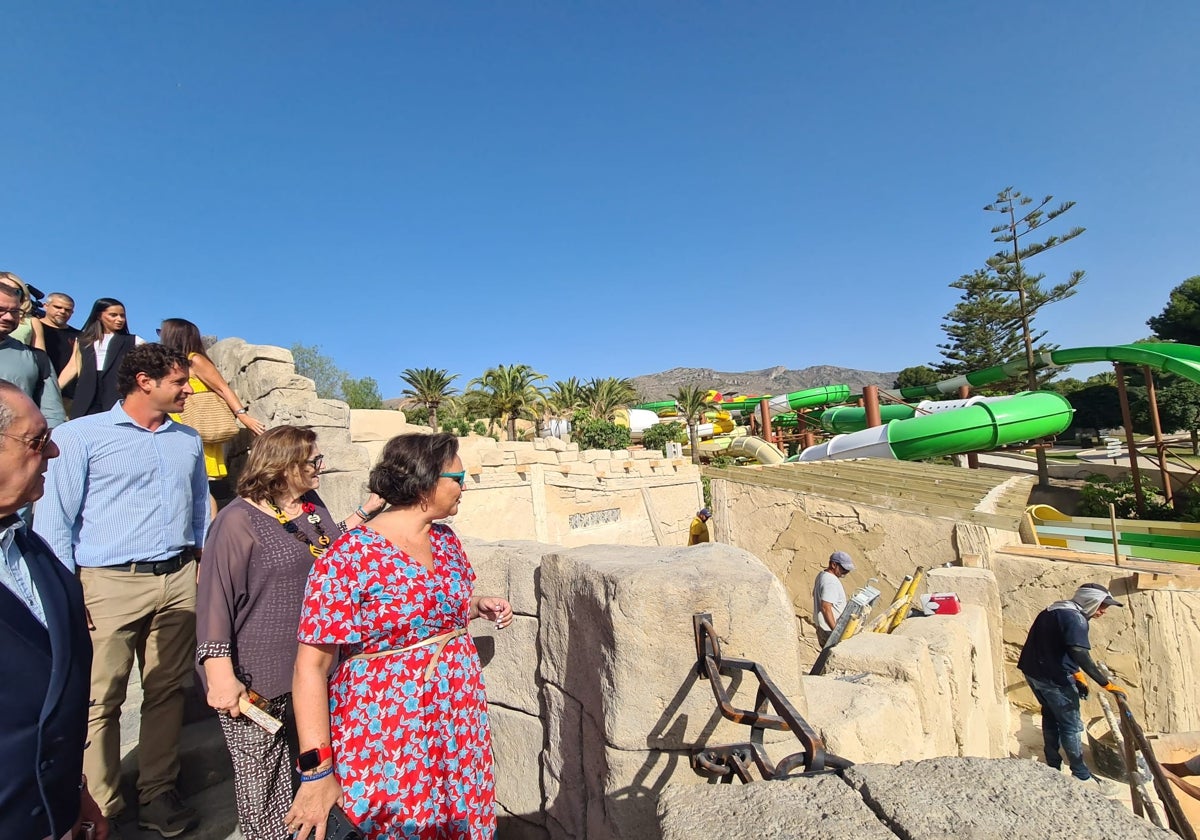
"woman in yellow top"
158,318,266,477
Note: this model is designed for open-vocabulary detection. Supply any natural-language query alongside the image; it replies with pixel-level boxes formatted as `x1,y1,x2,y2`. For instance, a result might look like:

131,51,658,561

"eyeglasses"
0,428,53,454
0,307,23,318
440,471,466,487
305,454,325,470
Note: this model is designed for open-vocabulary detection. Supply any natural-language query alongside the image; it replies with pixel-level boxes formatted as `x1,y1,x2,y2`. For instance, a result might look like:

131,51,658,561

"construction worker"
687,508,711,545
1017,583,1127,792
812,551,854,646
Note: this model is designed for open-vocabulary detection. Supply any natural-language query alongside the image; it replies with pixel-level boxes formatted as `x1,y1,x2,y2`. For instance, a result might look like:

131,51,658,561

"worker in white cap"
812,551,854,647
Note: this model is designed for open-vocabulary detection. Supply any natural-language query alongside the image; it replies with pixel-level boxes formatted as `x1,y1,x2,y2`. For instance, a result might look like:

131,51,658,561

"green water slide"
894,343,1200,399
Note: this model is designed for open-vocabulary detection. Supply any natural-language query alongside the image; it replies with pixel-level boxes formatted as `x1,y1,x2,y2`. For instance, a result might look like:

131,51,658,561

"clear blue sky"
4,2,1197,396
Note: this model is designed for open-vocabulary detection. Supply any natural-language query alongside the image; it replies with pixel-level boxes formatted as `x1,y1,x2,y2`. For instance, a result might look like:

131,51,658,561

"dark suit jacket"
0,526,92,840
71,333,134,419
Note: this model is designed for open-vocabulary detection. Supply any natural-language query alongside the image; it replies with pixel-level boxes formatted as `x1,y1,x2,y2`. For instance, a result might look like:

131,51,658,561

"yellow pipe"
888,566,925,632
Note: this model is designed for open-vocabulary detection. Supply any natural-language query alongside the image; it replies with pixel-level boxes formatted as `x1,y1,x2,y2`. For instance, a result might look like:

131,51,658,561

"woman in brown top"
196,426,385,840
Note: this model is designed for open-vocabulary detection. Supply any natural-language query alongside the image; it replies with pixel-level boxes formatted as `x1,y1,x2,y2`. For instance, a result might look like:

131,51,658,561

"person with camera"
0,381,108,840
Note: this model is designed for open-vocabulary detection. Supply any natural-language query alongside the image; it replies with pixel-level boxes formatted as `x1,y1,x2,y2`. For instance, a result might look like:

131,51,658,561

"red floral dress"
297,523,496,839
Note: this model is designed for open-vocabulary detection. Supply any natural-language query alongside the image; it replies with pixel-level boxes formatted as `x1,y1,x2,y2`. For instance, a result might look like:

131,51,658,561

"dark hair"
80,297,130,347
237,426,318,503
117,343,190,396
369,433,459,508
158,318,207,358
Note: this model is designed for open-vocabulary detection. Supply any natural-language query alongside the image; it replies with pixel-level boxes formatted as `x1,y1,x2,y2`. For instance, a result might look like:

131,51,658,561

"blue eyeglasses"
440,471,466,487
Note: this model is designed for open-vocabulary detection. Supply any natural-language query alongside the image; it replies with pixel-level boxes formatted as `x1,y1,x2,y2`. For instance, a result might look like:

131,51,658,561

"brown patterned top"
196,492,342,699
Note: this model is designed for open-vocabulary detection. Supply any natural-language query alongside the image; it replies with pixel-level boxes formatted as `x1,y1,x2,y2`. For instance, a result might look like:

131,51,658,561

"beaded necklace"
268,498,332,558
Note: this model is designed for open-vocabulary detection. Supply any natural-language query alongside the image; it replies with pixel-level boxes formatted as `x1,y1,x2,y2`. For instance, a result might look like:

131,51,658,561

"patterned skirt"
218,693,296,840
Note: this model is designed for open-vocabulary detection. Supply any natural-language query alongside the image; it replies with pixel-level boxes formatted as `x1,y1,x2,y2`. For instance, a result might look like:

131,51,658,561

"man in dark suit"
0,381,107,840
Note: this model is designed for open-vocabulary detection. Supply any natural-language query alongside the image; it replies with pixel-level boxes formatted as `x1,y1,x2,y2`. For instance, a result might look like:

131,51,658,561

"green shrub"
641,422,687,453
572,415,631,451
1078,475,1174,520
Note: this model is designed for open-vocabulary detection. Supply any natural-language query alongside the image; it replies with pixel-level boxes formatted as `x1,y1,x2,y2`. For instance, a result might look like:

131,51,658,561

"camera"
25,282,46,319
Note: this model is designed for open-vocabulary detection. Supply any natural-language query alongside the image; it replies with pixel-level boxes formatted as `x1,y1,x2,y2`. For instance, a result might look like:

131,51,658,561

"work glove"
1104,682,1128,697
1073,671,1090,701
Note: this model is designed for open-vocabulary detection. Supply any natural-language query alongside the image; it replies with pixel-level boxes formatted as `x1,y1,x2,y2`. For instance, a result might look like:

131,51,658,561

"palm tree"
400,368,458,432
547,377,588,420
671,385,711,465
467,364,548,441
583,377,639,421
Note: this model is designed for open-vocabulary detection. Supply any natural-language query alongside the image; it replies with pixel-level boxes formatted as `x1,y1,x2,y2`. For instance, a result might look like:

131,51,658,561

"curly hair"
237,426,318,503
369,433,459,508
117,343,191,396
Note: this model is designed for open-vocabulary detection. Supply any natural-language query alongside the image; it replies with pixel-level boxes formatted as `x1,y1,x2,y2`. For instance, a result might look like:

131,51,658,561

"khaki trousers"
80,563,197,817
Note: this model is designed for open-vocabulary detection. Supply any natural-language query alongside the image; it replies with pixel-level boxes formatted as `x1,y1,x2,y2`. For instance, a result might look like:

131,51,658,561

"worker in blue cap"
687,508,711,546
812,551,855,646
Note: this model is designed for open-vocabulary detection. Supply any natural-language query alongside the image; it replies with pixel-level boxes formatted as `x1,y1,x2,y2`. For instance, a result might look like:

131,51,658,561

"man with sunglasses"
35,344,208,838
0,381,109,840
0,280,65,430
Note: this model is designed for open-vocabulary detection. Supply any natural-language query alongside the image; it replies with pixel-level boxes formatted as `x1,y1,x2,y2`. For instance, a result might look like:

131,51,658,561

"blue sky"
3,2,1197,396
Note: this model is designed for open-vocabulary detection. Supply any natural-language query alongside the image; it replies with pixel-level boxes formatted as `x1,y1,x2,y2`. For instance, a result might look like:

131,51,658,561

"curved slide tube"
726,435,786,464
818,396,1010,434
718,385,852,419
894,343,1200,400
797,391,1074,462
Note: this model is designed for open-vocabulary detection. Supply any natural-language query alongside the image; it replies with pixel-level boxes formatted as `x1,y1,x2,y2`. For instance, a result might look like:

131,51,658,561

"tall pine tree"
984,187,1085,389
935,269,1025,389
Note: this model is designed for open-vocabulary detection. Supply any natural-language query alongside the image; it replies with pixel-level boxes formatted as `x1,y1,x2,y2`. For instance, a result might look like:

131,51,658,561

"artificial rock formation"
465,539,807,840
659,758,1173,839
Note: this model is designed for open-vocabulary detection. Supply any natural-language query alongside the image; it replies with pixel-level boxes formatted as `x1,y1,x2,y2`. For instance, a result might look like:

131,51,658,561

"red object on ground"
929,593,961,615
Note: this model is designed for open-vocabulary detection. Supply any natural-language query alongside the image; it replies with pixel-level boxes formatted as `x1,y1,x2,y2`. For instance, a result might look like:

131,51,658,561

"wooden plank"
1134,571,1200,592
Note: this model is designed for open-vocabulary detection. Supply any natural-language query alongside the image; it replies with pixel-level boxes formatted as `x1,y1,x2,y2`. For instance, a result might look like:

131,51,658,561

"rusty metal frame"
691,613,851,782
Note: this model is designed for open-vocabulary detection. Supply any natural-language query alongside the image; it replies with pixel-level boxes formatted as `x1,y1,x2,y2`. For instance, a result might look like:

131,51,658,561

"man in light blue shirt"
35,344,207,837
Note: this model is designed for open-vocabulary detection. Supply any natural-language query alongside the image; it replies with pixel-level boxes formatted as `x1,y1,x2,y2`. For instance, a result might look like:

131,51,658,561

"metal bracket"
691,613,851,782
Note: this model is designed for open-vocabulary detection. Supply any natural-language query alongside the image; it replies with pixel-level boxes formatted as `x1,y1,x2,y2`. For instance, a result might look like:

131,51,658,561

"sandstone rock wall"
207,338,369,519
467,540,807,840
208,341,703,545
711,477,1021,660
351,414,705,548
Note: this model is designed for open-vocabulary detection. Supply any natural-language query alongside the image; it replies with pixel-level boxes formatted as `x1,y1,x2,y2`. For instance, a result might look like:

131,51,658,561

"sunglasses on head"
0,427,53,454
440,471,466,487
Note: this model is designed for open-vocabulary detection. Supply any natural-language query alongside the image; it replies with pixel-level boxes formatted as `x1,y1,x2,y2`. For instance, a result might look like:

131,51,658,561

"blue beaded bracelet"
298,765,335,783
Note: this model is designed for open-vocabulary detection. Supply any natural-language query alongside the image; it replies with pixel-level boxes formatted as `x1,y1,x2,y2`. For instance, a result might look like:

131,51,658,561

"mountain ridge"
631,364,901,402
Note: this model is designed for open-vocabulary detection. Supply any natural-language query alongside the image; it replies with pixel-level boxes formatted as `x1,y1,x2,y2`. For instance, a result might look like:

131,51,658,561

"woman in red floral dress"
286,433,512,840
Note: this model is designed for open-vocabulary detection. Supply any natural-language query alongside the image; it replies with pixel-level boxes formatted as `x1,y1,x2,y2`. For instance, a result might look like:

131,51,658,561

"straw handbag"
180,391,240,444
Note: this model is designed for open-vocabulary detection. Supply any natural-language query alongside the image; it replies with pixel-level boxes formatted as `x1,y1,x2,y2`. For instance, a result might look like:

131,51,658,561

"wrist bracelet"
298,765,335,783
234,408,248,416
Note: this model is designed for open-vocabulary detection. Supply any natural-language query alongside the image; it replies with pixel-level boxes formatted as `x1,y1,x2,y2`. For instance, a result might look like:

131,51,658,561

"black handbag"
326,805,363,840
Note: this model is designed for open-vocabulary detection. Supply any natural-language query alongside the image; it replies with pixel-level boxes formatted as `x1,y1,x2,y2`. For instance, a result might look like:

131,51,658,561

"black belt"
116,552,194,575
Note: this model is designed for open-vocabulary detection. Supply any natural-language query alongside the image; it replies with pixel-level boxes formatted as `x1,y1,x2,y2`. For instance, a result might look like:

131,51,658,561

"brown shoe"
138,790,198,838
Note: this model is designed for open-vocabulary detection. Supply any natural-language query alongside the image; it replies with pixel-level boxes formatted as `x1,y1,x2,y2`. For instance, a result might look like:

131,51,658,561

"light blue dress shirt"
0,515,47,626
34,402,209,571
